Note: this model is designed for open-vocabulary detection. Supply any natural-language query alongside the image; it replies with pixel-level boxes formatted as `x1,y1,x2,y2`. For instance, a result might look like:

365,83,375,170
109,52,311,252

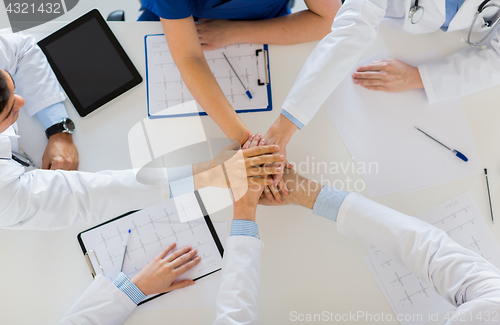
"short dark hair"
0,71,11,116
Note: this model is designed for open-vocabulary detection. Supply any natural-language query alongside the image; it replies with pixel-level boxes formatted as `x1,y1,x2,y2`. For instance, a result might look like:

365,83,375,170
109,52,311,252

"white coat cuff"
335,192,361,237
281,102,312,128
418,64,438,104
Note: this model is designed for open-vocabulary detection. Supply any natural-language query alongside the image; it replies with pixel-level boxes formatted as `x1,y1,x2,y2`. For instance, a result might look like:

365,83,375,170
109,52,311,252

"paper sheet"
145,35,269,117
324,51,483,197
79,198,223,302
137,222,228,311
364,191,500,324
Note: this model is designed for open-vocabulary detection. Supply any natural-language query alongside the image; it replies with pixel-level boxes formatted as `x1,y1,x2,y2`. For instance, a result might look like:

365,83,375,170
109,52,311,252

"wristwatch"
45,118,76,139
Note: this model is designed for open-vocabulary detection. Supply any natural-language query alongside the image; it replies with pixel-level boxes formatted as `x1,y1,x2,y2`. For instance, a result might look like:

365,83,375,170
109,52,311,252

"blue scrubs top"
141,0,291,21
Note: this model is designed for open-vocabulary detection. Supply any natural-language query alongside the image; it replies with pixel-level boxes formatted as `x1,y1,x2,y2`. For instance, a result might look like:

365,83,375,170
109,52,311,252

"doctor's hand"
262,114,299,203
352,59,424,93
259,168,323,210
131,243,200,296
42,133,79,170
197,19,238,50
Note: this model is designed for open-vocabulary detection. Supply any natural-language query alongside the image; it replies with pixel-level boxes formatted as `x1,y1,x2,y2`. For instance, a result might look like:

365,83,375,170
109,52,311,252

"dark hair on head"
0,71,11,116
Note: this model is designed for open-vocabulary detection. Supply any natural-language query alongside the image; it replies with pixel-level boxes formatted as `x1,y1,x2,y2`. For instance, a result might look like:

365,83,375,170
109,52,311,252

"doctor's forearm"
229,4,339,45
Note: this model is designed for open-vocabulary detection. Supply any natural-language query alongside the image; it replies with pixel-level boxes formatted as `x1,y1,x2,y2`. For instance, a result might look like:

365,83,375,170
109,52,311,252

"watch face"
63,118,76,134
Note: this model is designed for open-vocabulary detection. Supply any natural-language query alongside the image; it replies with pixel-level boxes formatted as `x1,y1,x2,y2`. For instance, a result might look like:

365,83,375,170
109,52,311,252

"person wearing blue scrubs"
139,0,340,142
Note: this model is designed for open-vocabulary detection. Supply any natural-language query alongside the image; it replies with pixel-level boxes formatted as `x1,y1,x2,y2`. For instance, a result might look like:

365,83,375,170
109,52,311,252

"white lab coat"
337,193,500,324
0,31,173,230
59,235,263,325
59,193,500,324
282,0,500,127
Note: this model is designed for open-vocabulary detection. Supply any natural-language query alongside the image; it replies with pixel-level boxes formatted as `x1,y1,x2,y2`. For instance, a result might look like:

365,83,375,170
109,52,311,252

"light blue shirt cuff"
230,219,259,239
312,186,349,222
113,272,146,305
281,110,304,130
34,102,68,129
167,165,194,198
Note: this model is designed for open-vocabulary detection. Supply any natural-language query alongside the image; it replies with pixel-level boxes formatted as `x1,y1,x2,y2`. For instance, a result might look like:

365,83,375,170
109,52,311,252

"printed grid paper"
146,35,269,116
80,194,222,302
364,192,500,325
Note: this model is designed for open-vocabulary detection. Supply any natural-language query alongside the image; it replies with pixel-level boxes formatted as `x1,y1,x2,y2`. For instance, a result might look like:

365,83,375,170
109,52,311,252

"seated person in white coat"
258,169,500,324
0,57,283,232
263,0,500,178
0,31,79,170
58,135,267,325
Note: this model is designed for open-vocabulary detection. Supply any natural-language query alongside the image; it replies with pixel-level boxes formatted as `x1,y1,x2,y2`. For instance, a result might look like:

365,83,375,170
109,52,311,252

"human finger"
171,249,198,268
352,71,384,80
242,134,254,149
175,255,202,275
164,245,191,263
235,130,251,146
353,78,385,86
356,62,388,72
247,176,273,188
278,178,289,196
165,280,195,293
156,242,177,260
246,153,284,167
246,166,282,177
285,160,294,169
263,185,274,203
50,157,65,170
243,145,279,158
249,134,261,148
270,183,283,203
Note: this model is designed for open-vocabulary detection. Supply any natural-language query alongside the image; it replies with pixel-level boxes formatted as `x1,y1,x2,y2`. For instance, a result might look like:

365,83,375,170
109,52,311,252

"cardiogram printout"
364,191,500,325
145,34,269,117
79,195,223,303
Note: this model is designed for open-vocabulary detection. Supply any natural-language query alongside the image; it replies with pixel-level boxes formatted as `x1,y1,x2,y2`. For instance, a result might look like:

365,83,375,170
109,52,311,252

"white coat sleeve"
0,32,66,116
213,236,263,325
418,28,500,103
282,0,387,127
0,164,170,230
59,275,137,325
337,193,500,324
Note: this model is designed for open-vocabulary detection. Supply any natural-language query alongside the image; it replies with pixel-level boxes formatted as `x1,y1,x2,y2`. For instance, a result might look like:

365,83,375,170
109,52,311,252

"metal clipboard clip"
255,49,269,86
84,250,105,278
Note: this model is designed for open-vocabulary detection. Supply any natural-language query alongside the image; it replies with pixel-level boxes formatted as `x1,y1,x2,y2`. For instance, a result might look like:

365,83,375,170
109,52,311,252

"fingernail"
185,246,191,250
274,180,279,187
270,198,274,202
276,168,282,172
171,243,176,246
280,155,284,160
196,256,201,260
353,79,359,84
278,199,283,204
256,133,260,137
191,249,197,254
284,191,289,195
275,145,280,150
189,282,195,286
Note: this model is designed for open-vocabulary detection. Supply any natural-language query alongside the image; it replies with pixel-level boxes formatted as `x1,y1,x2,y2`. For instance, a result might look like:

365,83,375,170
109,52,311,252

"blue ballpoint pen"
414,127,468,162
222,52,253,99
120,229,131,272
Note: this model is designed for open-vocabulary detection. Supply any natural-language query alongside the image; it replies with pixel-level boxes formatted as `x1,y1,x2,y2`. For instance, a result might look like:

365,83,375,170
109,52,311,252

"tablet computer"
38,9,142,117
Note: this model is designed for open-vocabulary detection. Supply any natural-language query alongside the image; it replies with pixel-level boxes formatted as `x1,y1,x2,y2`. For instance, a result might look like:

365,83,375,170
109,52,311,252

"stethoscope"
409,0,500,49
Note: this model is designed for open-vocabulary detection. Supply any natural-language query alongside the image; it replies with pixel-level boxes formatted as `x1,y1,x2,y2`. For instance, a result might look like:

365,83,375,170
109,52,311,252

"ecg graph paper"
364,191,500,322
145,35,269,116
80,197,223,301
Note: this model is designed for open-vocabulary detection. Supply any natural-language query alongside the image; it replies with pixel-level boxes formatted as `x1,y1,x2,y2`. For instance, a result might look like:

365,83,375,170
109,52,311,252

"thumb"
165,280,195,292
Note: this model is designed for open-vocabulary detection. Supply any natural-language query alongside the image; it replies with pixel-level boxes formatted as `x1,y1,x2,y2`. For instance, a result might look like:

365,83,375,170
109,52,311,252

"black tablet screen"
39,10,142,117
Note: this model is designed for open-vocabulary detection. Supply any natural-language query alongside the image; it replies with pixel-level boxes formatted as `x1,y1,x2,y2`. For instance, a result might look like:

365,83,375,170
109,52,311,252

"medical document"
79,196,223,303
324,51,483,197
364,191,500,325
145,35,269,117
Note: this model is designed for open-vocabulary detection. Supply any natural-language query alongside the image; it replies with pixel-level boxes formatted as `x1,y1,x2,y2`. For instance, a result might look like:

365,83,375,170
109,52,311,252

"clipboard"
144,34,272,119
77,192,224,305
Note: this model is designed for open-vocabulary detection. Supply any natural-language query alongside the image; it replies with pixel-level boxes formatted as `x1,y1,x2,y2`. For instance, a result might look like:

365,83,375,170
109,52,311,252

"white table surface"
1,21,499,325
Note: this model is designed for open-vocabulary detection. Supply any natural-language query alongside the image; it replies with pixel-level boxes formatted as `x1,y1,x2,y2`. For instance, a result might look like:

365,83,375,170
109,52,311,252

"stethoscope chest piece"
409,0,424,24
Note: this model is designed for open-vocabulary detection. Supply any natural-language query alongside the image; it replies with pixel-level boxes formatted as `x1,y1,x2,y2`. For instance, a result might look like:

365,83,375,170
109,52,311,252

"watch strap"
45,122,66,139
